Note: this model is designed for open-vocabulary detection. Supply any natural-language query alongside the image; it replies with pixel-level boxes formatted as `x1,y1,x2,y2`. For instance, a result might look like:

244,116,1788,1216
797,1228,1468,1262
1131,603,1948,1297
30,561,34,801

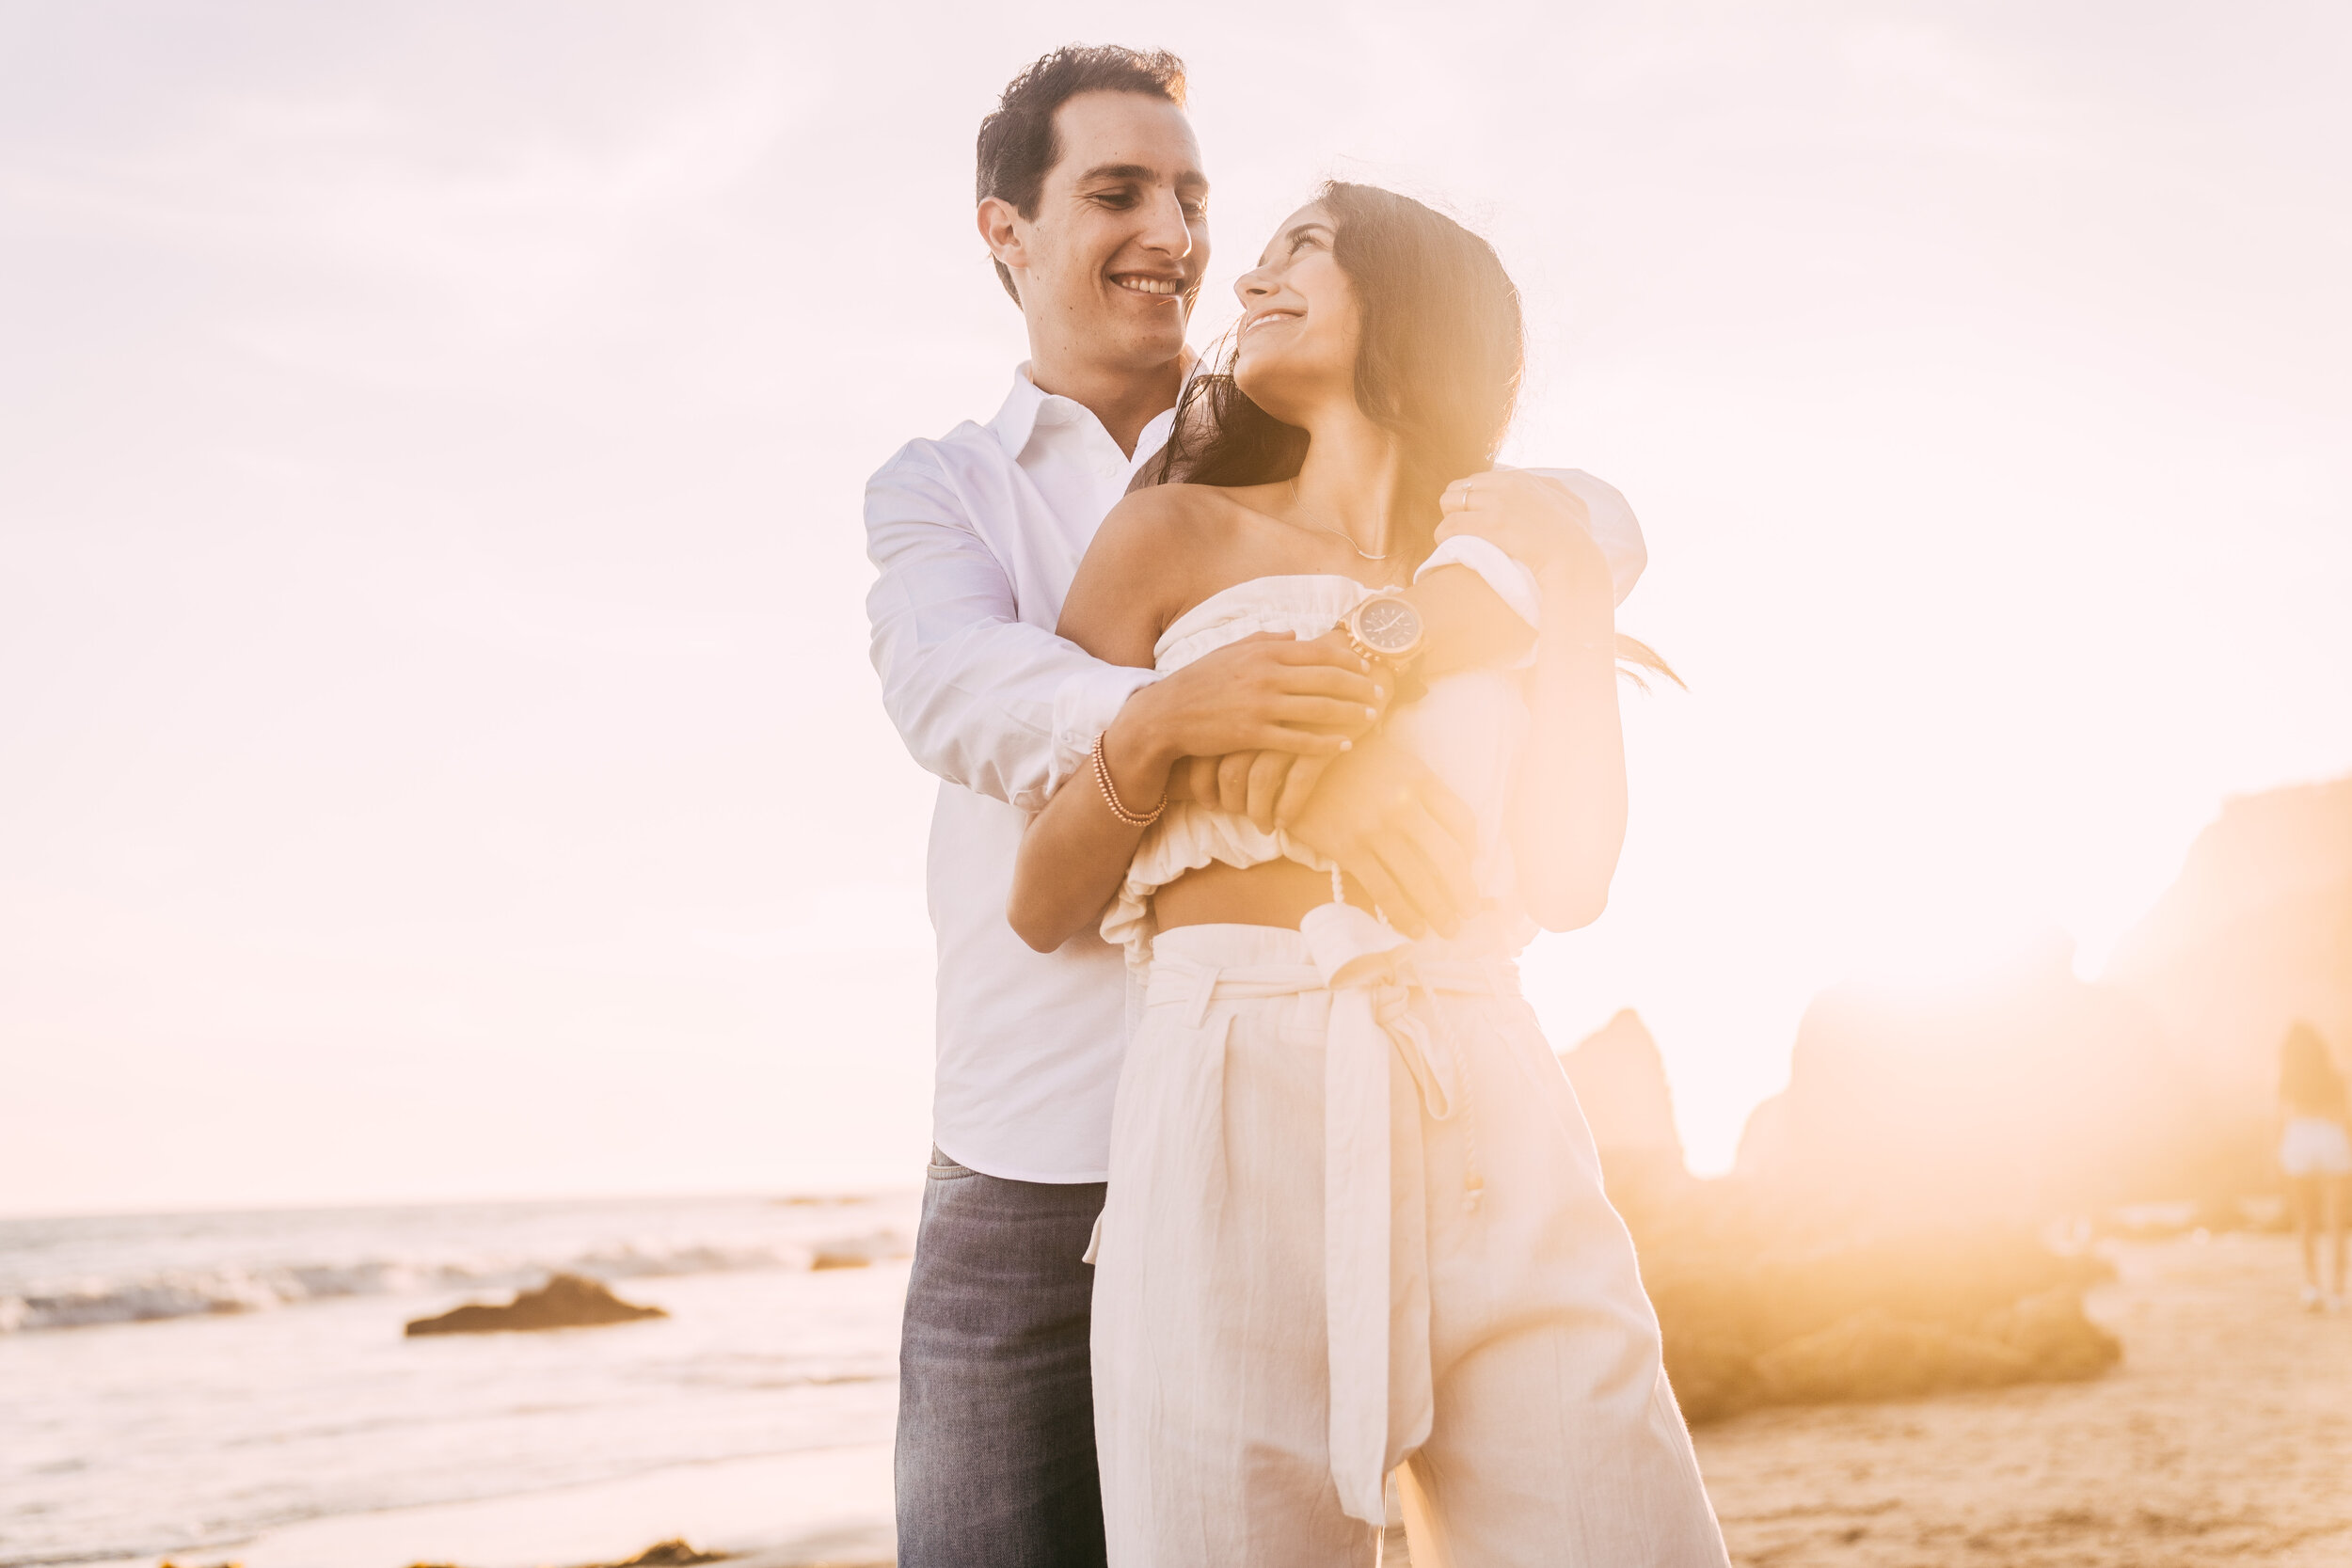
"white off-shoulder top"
1102,574,1535,967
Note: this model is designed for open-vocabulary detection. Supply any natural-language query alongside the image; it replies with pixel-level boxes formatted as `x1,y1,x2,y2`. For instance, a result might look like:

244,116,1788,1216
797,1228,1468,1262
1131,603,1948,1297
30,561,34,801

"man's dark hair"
977,45,1187,305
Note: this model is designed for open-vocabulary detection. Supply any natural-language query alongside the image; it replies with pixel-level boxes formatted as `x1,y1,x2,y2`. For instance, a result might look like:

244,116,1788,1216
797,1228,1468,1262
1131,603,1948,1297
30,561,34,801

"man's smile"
1112,272,1185,299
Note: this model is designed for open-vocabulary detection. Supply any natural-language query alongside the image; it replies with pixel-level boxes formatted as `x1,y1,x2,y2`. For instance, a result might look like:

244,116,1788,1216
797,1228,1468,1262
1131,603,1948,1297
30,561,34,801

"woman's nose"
1235,266,1271,301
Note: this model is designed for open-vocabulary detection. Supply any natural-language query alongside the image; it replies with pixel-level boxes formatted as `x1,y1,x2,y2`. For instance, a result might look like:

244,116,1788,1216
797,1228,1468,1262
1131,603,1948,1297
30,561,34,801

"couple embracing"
865,44,1729,1568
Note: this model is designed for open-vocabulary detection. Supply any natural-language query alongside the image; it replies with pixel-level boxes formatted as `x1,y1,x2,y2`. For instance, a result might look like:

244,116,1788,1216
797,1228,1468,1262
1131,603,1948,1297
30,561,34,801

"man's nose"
1135,187,1194,260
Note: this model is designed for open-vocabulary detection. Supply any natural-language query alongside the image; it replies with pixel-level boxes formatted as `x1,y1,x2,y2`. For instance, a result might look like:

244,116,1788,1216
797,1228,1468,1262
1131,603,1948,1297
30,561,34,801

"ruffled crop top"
1101,574,1535,967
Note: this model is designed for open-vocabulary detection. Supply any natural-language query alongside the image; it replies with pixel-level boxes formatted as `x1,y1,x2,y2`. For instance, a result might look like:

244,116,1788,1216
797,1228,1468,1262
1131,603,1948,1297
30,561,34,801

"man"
865,45,1646,1568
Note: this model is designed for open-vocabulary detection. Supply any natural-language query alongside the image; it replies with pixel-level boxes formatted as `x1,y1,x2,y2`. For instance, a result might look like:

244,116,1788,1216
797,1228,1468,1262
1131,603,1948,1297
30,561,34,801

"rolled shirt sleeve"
1413,467,1647,661
1536,467,1647,609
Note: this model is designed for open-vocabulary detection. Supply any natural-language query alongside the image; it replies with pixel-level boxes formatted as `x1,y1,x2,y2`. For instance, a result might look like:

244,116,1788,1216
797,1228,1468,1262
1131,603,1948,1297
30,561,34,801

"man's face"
981,90,1209,373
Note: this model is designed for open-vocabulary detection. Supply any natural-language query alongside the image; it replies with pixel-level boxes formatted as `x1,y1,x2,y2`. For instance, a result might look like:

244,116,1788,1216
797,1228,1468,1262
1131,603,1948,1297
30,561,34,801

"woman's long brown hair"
1154,181,1678,688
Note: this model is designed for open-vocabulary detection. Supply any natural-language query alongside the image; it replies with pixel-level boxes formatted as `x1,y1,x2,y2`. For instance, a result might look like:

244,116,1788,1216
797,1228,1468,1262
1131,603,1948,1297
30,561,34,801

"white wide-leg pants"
1090,915,1728,1568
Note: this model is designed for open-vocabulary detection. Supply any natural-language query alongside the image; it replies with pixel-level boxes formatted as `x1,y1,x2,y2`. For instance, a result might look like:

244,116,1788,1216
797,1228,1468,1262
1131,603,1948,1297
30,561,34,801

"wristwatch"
1342,593,1426,668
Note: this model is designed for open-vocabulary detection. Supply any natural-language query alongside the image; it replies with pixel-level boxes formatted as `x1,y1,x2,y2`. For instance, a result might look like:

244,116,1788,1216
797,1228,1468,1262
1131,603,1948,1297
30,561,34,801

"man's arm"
866,447,1156,815
868,450,1387,824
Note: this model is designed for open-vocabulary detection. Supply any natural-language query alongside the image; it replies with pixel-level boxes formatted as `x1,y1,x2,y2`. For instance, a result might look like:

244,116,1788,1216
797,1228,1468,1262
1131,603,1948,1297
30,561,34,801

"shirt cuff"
1418,534,1542,669
1048,661,1165,797
1521,468,1645,608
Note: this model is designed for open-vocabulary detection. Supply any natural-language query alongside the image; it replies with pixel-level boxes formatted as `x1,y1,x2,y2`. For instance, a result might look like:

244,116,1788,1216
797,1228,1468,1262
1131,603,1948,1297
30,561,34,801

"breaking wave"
0,1228,911,1334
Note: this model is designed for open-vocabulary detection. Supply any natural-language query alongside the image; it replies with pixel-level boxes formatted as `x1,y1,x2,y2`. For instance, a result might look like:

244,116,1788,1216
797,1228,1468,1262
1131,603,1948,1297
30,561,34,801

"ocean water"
0,1195,919,1568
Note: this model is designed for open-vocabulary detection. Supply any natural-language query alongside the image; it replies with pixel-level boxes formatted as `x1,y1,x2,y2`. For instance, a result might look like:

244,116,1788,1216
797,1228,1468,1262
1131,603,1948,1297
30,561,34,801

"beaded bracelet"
1090,732,1167,829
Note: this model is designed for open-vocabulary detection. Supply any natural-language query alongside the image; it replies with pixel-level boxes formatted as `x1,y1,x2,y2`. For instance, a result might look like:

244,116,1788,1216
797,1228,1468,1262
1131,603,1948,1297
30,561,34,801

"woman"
2280,1022,2350,1312
1008,183,1727,1565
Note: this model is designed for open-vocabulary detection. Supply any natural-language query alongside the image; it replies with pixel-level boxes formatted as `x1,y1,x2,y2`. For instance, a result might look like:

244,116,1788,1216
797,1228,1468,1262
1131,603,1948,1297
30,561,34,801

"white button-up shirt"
865,363,1646,1182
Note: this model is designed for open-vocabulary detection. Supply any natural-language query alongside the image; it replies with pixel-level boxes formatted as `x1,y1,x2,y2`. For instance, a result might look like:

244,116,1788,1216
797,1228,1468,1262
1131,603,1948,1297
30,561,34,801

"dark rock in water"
810,1229,908,1270
585,1541,730,1567
402,1539,728,1568
403,1273,667,1337
810,1249,870,1271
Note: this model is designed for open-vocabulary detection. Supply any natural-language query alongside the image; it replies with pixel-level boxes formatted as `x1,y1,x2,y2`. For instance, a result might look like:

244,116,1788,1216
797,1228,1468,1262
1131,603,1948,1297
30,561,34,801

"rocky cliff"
1733,773,2352,1211
1560,1008,1688,1185
1735,935,2198,1217
2104,776,2352,1158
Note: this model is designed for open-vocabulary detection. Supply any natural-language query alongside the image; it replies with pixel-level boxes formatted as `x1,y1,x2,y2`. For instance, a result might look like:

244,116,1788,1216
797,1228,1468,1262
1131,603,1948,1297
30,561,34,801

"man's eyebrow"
1076,162,1209,190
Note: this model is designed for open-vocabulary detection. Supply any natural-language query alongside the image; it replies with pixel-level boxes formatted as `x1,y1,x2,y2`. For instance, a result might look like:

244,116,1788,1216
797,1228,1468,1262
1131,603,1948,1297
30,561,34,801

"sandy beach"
1694,1233,2352,1568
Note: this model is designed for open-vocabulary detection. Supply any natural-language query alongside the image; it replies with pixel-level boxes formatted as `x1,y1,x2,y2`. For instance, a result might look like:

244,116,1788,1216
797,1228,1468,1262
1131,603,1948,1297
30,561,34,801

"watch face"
1356,596,1422,655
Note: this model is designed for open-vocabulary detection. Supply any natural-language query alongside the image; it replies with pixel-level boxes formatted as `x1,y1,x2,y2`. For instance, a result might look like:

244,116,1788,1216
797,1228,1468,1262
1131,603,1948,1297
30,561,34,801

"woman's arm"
1420,475,1633,928
1510,556,1628,930
1006,490,1384,952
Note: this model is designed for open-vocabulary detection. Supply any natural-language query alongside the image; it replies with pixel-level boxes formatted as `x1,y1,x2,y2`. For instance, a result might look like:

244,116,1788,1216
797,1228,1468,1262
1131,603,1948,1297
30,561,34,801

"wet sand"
1692,1234,2352,1567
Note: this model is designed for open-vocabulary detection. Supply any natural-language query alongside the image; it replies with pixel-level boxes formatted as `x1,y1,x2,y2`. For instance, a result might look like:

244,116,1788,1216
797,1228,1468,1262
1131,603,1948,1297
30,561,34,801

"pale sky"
4,1,2346,1214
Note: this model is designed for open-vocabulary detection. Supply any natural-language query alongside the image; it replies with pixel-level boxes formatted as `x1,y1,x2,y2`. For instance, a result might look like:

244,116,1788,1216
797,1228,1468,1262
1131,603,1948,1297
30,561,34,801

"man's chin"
1103,317,1190,374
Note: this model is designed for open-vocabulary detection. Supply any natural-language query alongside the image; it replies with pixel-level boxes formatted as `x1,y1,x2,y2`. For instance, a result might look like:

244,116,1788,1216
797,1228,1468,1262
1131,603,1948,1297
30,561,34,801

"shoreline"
80,1446,896,1568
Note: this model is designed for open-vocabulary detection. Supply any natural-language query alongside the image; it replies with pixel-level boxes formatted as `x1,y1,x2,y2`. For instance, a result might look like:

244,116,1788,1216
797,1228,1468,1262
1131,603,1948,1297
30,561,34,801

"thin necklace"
1286,478,1393,562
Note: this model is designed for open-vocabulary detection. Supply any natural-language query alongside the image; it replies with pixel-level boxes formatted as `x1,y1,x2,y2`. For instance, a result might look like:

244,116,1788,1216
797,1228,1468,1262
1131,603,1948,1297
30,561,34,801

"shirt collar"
985,362,1050,460
986,359,1190,466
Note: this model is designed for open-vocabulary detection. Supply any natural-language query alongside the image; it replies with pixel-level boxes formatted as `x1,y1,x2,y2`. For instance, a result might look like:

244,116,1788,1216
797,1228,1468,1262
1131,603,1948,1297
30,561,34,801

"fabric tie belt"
1141,901,1517,1528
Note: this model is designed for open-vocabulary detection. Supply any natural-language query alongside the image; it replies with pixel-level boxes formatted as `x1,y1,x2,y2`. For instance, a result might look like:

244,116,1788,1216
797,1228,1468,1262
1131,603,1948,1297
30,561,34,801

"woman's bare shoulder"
1062,485,1237,652
1095,481,1258,548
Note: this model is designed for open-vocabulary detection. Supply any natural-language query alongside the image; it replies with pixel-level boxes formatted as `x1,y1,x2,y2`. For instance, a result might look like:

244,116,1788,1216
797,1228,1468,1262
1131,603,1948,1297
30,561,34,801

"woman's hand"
1282,735,1483,940
1438,469,1611,592
1184,629,1389,832
1187,748,1340,833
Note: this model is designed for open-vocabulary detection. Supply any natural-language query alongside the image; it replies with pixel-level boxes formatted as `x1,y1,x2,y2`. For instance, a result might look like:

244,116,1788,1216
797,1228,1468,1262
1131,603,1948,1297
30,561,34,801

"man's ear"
977,197,1028,281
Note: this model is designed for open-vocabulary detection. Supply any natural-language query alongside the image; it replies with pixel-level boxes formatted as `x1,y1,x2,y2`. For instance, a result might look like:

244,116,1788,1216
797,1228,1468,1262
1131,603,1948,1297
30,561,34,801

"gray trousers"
894,1148,1108,1568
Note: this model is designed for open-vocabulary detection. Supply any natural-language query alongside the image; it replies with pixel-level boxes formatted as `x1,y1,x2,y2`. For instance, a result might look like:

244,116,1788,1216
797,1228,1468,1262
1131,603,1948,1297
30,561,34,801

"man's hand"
1282,734,1481,940
1438,468,1610,591
1111,631,1386,784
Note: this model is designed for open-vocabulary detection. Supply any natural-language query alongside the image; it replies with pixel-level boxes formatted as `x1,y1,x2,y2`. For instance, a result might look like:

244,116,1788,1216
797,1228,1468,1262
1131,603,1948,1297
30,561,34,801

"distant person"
1007,186,1726,1561
864,45,1651,1568
2280,1021,2350,1311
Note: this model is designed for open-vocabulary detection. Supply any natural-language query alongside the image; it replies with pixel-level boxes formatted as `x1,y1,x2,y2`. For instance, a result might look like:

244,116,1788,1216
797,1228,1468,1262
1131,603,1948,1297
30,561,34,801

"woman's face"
1231,203,1360,425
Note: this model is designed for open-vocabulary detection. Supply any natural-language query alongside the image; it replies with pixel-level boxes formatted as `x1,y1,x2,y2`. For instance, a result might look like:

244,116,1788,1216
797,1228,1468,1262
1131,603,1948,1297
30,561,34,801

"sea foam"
2,1219,909,1332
